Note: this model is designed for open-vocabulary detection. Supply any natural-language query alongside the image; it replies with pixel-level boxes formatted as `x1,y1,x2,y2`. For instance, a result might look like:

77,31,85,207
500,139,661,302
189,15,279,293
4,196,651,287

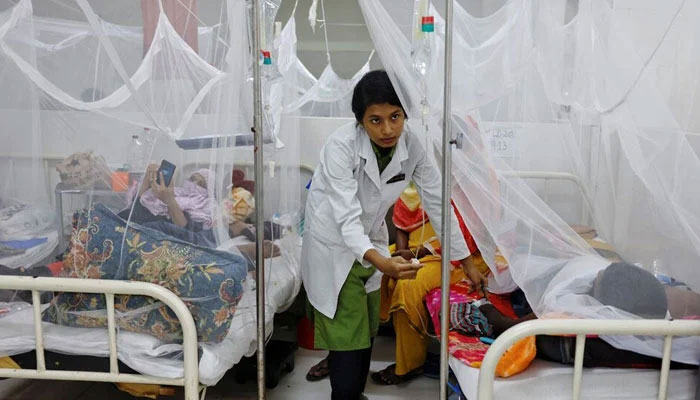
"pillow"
43,204,248,343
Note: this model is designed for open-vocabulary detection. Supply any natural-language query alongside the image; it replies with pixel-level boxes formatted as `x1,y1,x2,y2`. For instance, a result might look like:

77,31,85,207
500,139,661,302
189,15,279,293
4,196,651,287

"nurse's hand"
379,256,422,280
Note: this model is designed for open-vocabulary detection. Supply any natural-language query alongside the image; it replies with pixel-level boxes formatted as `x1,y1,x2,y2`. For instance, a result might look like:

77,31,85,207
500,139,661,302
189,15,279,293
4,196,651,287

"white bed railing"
0,276,200,400
499,170,594,226
476,319,700,400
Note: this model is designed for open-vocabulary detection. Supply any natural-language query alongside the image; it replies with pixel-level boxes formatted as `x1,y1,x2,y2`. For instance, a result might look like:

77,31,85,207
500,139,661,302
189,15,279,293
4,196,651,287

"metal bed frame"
498,170,594,226
0,276,201,400
0,152,312,400
476,319,700,400
467,170,700,399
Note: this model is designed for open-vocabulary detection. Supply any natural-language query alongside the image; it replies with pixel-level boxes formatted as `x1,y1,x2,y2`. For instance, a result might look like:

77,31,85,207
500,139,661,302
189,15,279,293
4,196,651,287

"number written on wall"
487,127,517,157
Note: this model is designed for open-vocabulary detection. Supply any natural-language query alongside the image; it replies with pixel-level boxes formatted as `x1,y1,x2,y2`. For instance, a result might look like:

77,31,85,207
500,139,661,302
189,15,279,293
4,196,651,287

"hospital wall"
3,0,700,225
3,107,699,224
613,0,700,133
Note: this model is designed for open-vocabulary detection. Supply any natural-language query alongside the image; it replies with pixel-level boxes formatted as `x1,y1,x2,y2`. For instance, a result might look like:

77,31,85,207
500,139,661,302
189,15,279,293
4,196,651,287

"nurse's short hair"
352,70,407,122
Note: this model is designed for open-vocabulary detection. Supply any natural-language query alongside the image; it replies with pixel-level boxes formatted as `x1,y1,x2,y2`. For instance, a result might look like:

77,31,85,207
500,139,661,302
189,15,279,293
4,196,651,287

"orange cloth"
470,336,537,378
494,336,537,377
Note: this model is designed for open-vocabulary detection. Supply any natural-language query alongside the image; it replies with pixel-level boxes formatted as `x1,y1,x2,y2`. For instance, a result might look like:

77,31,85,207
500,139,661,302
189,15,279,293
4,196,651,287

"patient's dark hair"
591,262,667,319
351,70,407,122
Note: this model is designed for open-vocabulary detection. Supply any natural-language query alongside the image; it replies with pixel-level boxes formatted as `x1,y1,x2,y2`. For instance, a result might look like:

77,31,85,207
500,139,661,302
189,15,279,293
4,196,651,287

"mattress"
450,356,698,400
0,236,302,386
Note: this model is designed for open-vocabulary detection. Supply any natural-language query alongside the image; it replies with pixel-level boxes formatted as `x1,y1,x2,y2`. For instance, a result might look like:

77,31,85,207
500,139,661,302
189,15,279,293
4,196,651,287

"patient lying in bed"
476,262,699,369
119,168,282,260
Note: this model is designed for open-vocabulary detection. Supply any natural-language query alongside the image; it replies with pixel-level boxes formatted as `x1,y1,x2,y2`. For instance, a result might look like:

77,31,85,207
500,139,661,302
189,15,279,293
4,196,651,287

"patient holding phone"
120,162,279,260
121,162,213,230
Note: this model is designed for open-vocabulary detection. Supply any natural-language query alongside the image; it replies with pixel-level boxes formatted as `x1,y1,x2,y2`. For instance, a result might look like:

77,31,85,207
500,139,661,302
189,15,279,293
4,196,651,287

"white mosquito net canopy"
0,0,304,385
360,0,700,364
270,3,372,120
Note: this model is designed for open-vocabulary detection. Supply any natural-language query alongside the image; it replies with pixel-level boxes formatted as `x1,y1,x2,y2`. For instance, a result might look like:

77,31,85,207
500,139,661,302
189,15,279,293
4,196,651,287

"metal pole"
251,0,266,398
439,0,454,398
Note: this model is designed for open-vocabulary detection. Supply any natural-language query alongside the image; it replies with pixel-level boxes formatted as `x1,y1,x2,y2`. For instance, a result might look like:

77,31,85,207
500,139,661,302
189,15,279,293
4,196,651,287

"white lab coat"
301,122,470,319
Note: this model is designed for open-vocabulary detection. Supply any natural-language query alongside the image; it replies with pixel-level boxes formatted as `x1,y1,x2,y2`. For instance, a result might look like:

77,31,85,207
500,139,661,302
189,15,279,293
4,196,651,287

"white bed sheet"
0,237,302,386
450,356,698,400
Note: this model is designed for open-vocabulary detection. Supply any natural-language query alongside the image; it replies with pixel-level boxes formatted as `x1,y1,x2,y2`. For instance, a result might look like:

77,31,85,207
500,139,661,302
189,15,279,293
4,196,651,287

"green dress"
309,142,396,350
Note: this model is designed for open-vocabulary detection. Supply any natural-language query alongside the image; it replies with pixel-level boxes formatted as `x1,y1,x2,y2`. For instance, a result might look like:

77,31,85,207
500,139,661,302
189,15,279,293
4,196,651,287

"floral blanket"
426,281,536,377
43,204,248,343
426,281,490,365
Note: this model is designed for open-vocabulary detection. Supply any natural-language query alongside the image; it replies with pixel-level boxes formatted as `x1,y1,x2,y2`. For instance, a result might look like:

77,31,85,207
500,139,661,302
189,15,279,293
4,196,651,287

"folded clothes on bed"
0,237,48,250
0,243,25,258
448,301,493,337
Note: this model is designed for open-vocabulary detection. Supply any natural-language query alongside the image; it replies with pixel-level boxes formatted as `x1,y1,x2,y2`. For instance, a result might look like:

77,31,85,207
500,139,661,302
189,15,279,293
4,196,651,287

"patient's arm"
392,229,431,260
392,229,413,261
395,229,409,251
229,220,254,237
478,303,537,337
665,286,700,319
238,241,280,261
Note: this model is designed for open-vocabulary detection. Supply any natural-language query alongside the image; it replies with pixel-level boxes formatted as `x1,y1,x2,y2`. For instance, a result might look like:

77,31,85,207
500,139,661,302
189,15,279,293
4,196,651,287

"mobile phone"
156,160,176,187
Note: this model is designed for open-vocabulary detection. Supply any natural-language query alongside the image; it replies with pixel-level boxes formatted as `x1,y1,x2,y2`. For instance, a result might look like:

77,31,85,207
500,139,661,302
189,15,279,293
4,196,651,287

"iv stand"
439,0,455,398
251,0,266,398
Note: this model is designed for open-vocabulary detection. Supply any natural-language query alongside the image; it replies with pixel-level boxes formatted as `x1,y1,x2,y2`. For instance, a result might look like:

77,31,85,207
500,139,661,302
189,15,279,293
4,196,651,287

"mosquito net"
0,0,303,385
265,0,375,120
360,0,700,364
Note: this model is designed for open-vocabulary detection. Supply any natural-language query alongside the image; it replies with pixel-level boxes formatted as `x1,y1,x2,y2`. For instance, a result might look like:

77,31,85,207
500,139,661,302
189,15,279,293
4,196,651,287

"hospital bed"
462,319,700,400
450,170,700,399
0,276,201,399
0,155,312,399
0,253,300,400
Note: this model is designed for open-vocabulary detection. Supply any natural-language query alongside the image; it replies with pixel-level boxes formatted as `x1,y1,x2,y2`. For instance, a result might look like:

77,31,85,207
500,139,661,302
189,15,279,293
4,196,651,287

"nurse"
301,70,486,400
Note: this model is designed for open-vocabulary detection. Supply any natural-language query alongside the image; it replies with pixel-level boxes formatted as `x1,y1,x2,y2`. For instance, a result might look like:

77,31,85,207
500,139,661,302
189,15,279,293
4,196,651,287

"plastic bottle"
651,259,671,284
412,16,434,78
297,208,305,245
126,134,146,185
272,212,294,238
261,50,285,148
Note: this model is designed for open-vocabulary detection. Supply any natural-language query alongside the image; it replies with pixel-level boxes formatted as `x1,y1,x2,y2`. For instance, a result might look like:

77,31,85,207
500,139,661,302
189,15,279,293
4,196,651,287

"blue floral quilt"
43,204,248,343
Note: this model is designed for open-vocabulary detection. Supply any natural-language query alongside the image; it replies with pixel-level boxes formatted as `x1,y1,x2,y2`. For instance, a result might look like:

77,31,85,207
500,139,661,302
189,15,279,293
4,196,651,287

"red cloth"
489,292,518,319
231,169,246,185
392,198,428,232
392,199,478,256
431,202,478,267
47,261,63,277
234,180,255,196
452,200,477,254
297,316,315,350
230,169,254,195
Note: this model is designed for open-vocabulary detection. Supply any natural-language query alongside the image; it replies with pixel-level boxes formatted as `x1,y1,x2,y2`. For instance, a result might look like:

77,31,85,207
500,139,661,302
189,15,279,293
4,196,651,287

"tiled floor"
0,336,440,399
